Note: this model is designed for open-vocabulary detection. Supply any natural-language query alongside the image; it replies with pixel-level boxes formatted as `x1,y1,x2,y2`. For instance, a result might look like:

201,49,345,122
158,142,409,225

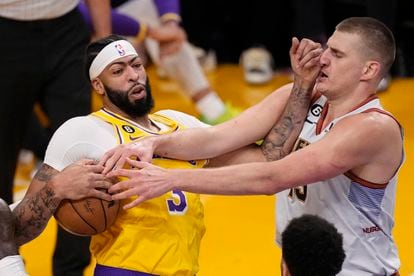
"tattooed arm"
202,38,322,167
13,160,113,246
13,164,60,245
261,37,321,161
260,80,313,161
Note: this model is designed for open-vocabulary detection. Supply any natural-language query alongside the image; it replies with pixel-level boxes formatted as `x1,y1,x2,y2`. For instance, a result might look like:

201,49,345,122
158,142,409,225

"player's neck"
105,105,158,131
323,90,376,128
134,116,160,132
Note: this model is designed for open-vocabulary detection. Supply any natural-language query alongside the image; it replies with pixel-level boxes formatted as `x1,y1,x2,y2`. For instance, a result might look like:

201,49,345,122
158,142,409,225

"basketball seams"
54,197,120,236
69,200,99,235
99,199,108,230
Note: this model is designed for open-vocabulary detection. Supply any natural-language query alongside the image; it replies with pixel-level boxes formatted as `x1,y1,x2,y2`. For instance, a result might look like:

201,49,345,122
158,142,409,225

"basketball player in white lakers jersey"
102,17,402,275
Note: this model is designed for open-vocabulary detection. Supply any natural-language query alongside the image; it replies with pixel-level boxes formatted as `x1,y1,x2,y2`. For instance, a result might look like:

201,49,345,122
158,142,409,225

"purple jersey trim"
94,264,158,276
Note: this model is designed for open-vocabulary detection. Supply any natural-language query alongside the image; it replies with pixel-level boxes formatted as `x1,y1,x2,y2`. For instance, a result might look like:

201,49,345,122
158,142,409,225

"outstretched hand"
107,158,173,209
100,137,156,175
290,37,323,86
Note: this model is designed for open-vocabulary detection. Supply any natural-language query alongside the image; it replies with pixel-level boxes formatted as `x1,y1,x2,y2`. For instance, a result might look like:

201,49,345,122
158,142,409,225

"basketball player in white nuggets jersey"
276,93,402,275
102,17,403,275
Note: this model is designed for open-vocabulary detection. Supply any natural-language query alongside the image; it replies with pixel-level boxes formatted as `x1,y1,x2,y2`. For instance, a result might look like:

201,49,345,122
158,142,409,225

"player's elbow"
257,164,288,195
261,179,287,195
306,154,349,183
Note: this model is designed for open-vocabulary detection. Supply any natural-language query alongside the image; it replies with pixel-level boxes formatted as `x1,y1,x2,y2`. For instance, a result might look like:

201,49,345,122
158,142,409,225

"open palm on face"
290,37,323,85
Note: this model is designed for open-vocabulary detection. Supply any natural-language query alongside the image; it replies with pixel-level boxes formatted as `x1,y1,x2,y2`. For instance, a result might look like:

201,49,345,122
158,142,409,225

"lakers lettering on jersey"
90,108,207,276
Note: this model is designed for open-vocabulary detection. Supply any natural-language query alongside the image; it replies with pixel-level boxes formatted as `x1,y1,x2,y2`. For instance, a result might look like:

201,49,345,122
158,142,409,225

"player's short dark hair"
282,214,345,276
84,34,127,80
336,17,395,76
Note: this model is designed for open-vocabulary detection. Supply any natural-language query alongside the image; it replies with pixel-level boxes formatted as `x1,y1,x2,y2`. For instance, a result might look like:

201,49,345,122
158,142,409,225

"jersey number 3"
167,190,188,215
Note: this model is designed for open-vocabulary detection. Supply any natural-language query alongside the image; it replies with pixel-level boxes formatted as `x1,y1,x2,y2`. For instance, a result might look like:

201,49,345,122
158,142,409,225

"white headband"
89,40,138,80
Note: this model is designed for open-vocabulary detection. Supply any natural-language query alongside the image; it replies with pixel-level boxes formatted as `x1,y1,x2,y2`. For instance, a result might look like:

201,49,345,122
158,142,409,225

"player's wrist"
46,176,65,201
168,169,182,190
152,135,164,148
293,76,315,92
150,135,167,155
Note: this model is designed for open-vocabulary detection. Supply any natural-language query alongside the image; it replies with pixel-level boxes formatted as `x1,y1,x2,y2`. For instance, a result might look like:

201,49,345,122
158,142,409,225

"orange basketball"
54,197,120,236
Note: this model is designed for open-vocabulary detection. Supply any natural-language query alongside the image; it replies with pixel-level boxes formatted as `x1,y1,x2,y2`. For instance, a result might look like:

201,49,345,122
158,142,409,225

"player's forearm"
153,88,295,161
13,183,61,246
261,79,313,161
170,162,286,195
154,111,277,161
170,141,341,196
153,127,229,160
85,0,112,39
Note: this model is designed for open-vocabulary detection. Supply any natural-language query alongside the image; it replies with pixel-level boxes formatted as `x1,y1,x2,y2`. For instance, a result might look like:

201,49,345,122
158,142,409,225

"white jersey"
44,109,208,171
0,255,28,276
276,94,402,276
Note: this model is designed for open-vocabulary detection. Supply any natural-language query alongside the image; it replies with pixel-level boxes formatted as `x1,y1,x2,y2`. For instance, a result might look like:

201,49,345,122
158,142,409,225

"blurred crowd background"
182,0,414,77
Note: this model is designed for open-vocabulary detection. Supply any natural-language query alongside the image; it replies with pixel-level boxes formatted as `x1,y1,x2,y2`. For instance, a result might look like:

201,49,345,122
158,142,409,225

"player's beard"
105,79,154,118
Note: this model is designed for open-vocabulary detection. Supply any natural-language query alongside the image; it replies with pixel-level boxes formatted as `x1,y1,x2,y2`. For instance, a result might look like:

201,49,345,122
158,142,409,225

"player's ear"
92,78,105,95
361,61,381,81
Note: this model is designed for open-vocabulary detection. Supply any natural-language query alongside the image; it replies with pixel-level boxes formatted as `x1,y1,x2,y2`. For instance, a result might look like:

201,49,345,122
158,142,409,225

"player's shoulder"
351,110,400,132
51,115,109,141
155,109,209,128
58,115,108,130
155,109,194,119
364,111,402,142
334,109,402,142
59,115,93,128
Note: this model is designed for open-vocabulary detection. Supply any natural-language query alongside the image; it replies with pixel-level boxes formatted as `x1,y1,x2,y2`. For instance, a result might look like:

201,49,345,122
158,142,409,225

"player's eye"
112,68,123,75
132,63,142,69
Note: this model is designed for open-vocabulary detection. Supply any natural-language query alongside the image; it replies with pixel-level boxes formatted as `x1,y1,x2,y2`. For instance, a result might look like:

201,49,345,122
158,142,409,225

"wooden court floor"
17,64,414,275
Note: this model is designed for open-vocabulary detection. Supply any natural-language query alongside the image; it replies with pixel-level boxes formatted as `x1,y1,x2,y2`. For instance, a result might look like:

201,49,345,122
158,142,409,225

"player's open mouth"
318,71,328,81
129,85,145,99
